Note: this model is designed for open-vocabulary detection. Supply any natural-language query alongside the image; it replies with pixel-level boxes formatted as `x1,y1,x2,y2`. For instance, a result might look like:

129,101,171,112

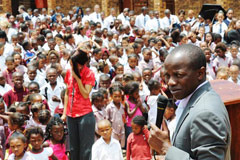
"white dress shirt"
212,22,228,38
82,15,91,23
135,13,150,29
161,15,179,29
103,15,116,30
3,42,14,57
117,13,130,26
0,84,12,96
145,18,159,31
90,12,103,24
92,137,124,160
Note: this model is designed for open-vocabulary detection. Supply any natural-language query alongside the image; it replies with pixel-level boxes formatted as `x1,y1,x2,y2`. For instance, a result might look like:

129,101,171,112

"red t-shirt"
64,65,95,118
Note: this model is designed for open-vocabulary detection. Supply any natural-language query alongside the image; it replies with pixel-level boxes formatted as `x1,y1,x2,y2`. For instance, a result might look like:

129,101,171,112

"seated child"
25,127,58,160
126,116,151,160
228,65,240,85
216,67,229,80
3,56,16,87
92,119,124,160
8,132,35,160
92,91,108,140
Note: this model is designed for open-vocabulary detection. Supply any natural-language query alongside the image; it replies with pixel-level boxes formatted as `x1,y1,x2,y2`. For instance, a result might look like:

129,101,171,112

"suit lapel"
172,82,211,144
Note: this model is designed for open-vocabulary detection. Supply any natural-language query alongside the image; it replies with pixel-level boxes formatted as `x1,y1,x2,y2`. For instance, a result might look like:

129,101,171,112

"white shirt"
0,84,12,96
40,82,65,115
117,13,130,26
147,95,158,124
145,18,159,32
161,15,179,29
3,42,14,57
90,12,103,24
8,152,35,160
135,13,150,29
175,81,208,128
28,147,53,160
103,15,116,30
74,34,89,45
212,22,228,38
82,15,91,24
24,74,47,88
0,55,7,72
92,137,124,160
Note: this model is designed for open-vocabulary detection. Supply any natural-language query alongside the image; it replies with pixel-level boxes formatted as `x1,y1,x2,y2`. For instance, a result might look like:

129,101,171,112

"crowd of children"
0,3,239,160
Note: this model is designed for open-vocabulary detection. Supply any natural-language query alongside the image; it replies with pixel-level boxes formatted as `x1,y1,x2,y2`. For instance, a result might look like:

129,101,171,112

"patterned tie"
219,23,222,33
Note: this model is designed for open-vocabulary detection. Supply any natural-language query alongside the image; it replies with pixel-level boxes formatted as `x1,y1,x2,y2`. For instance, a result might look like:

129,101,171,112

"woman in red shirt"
61,49,95,160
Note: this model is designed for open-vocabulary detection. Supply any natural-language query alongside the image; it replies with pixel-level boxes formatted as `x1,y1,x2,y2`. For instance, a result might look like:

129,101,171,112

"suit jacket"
165,82,231,160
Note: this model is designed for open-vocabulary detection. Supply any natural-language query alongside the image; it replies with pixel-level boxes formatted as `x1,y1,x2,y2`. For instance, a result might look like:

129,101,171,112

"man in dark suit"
149,44,231,160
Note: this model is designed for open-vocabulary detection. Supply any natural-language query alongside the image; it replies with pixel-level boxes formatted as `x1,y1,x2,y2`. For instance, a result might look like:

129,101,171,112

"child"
26,102,46,132
25,127,58,160
146,79,162,124
203,48,215,80
40,68,65,115
98,88,109,107
228,44,240,61
212,11,228,38
124,54,140,75
3,72,28,107
92,119,124,160
212,42,232,74
24,65,47,88
216,67,229,80
13,52,27,74
164,99,178,141
8,132,34,160
3,56,16,87
114,63,124,75
98,74,111,89
228,65,240,84
106,87,126,147
92,91,107,140
126,116,151,160
124,81,145,141
139,48,154,73
90,48,102,68
0,72,12,96
44,117,68,160
54,89,65,117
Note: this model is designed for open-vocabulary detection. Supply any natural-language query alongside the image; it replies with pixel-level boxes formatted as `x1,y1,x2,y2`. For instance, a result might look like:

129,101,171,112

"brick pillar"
102,0,109,16
153,0,166,17
47,0,56,13
2,0,12,13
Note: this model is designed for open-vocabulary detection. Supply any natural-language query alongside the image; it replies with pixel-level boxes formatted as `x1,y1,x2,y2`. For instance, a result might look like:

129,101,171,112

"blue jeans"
67,112,95,160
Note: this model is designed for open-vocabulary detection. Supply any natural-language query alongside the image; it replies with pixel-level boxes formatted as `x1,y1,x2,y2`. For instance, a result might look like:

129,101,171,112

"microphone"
155,95,169,129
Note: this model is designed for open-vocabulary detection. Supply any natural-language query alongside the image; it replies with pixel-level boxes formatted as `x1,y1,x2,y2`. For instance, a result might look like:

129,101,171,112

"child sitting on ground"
92,119,124,160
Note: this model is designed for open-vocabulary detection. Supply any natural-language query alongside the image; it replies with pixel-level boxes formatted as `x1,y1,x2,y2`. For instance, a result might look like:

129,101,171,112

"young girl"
25,127,57,160
124,81,145,140
106,87,126,147
8,132,34,160
13,52,27,74
126,116,151,160
44,117,68,160
5,113,28,159
124,54,140,74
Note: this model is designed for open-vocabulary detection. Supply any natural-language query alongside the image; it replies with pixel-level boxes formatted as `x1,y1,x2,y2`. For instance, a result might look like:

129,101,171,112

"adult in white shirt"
145,11,158,32
135,6,150,29
39,8,51,20
89,5,103,24
161,9,179,29
0,31,14,57
82,8,92,24
103,8,116,30
212,12,228,38
154,11,163,31
117,8,130,26
0,20,17,43
18,5,30,20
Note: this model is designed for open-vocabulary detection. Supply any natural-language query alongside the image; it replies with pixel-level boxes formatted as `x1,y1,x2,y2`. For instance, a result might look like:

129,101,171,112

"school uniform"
124,64,141,75
24,74,47,88
212,56,232,73
106,102,125,147
103,15,116,30
0,84,12,97
3,87,28,107
145,18,158,32
212,22,228,38
135,13,150,29
40,82,65,115
138,59,154,73
2,69,15,88
92,137,124,160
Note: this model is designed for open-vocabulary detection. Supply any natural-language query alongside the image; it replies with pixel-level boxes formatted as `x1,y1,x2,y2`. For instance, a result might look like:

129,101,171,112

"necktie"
97,13,99,19
157,19,160,29
219,23,222,33
144,16,146,25
169,18,171,25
